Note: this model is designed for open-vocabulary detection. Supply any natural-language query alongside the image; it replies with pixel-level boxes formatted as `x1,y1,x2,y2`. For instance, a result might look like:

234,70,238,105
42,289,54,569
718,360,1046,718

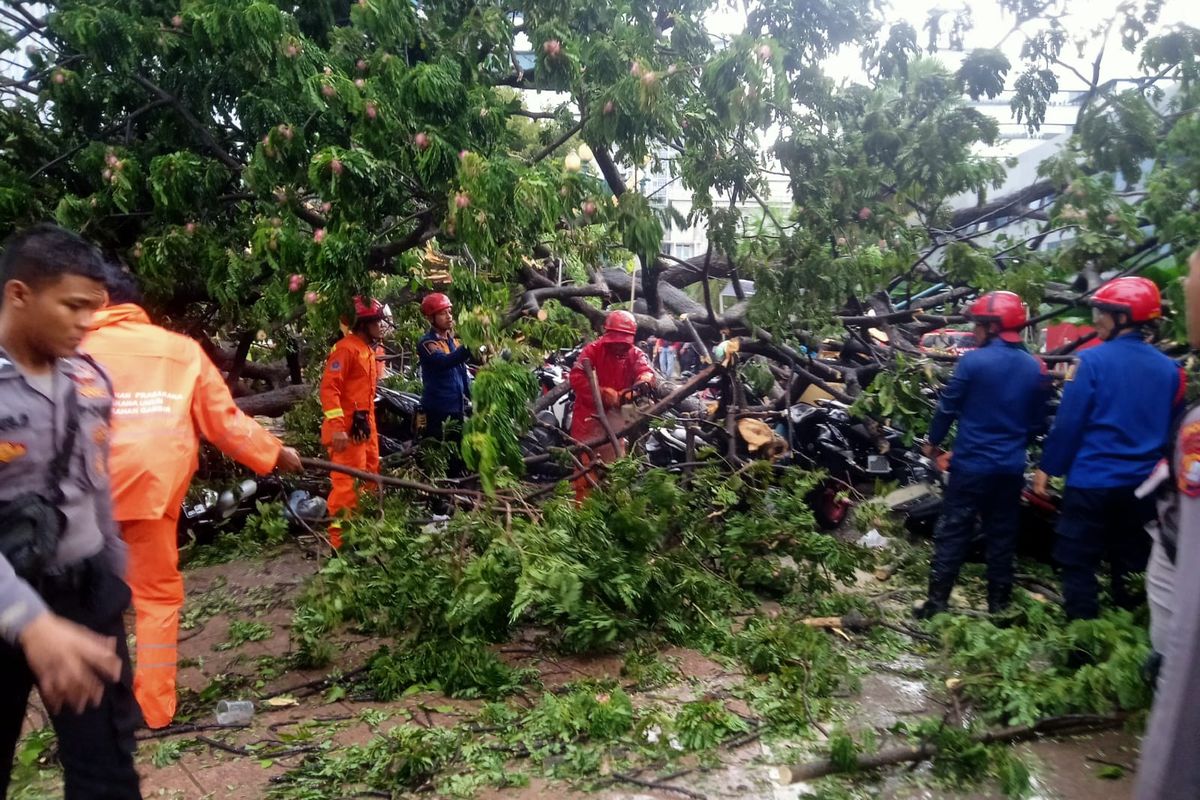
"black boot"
914,599,948,620
915,583,952,620
987,586,1012,616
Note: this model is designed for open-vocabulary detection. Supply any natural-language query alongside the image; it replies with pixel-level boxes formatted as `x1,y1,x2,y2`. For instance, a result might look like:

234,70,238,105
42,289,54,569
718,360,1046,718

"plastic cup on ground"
215,699,254,726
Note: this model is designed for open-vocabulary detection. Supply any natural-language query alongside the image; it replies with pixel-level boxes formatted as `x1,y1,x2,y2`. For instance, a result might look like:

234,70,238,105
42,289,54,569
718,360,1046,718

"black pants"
928,470,1024,610
426,411,465,478
0,556,141,799
1054,485,1154,620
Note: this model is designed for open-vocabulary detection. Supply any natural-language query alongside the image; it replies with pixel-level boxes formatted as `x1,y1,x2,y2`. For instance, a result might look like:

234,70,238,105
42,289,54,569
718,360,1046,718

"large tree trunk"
234,384,311,417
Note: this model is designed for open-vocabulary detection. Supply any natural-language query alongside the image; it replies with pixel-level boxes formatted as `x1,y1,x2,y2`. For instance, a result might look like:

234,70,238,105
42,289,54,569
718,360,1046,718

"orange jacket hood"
89,303,151,330
83,310,282,521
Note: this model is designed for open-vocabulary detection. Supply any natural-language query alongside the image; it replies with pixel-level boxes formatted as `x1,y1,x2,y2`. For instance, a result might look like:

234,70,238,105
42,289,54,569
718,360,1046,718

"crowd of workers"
0,222,1197,798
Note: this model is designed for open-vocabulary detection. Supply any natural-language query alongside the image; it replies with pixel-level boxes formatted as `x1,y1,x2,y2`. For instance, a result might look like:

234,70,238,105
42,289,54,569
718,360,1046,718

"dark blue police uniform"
417,329,471,447
926,338,1050,612
1040,332,1185,619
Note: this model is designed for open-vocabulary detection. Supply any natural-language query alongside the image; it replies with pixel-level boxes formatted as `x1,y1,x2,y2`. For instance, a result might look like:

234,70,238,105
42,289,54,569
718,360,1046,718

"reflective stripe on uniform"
324,408,345,420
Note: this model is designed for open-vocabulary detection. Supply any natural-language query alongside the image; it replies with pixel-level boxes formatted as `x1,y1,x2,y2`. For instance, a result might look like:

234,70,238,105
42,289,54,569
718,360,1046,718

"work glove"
349,410,372,443
632,379,653,398
601,387,621,409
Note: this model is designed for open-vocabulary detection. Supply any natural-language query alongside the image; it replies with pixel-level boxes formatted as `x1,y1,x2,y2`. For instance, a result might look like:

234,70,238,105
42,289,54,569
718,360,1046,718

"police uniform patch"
0,442,27,463
1177,421,1200,497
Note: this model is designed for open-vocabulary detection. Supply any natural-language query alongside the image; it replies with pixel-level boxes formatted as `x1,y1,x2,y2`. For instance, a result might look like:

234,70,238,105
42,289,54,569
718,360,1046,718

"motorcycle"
781,400,942,529
178,474,327,546
375,384,424,459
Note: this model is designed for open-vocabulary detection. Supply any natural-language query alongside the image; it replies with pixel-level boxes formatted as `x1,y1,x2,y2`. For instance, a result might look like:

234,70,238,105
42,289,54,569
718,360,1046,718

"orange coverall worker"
320,333,379,547
83,304,284,729
568,327,655,502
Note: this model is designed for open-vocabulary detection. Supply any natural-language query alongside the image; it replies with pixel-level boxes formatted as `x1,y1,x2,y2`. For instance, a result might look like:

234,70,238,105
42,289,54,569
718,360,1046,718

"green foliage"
294,459,865,661
892,718,1033,798
728,612,854,733
461,359,538,494
672,700,750,751
6,728,58,799
850,497,906,540
365,640,534,701
851,356,939,443
525,684,635,742
931,601,1153,726
183,501,292,567
620,647,680,690
282,392,324,457
828,728,861,773
151,739,199,769
215,619,274,651
268,724,461,799
733,615,846,678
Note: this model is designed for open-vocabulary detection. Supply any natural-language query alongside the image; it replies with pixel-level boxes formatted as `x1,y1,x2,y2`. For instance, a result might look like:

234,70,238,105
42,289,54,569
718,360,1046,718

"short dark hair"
0,224,107,292
102,262,144,305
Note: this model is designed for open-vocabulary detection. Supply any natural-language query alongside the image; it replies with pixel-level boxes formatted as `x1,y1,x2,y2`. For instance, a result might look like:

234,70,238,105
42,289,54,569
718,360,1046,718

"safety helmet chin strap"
1097,309,1143,340
973,320,1000,343
354,317,383,341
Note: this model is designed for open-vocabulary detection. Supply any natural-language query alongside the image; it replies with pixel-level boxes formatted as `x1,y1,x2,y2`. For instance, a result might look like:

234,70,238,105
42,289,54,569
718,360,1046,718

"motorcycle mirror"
216,490,237,518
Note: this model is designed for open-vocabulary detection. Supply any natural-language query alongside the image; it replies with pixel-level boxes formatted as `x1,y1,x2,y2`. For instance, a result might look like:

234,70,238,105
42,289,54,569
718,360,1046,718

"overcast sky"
711,0,1195,89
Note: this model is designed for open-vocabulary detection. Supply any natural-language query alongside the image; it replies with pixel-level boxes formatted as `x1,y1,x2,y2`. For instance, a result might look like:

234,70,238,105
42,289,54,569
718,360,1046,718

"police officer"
917,291,1050,617
1034,277,1186,620
417,293,471,462
0,225,141,797
1136,248,1200,800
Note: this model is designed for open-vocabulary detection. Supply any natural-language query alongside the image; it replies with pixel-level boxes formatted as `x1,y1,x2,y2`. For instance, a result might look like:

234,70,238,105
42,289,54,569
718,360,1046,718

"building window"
674,243,693,260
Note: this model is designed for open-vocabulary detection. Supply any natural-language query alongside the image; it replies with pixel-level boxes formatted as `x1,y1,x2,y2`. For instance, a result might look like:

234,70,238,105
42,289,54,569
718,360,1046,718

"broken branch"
773,713,1128,784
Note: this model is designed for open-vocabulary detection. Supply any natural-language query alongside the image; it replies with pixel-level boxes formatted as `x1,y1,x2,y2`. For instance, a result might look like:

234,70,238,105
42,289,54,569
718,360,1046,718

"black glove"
349,410,372,443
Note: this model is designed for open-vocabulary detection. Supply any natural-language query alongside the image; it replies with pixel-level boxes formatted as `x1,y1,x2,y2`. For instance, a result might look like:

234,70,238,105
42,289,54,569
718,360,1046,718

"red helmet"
353,295,385,322
604,310,638,339
421,292,452,317
965,291,1027,342
1090,276,1161,323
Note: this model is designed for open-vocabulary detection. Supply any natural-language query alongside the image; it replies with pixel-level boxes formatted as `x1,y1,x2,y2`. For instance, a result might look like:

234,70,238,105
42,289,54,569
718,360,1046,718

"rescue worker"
1034,276,1186,620
0,225,141,797
1135,248,1200,800
321,296,385,548
916,291,1050,617
83,266,303,730
568,310,655,502
417,293,471,456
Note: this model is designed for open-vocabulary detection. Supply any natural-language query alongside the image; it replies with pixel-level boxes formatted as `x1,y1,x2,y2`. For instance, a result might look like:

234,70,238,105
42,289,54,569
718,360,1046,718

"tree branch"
368,214,439,267
131,74,242,172
529,117,585,165
593,146,628,196
510,108,559,120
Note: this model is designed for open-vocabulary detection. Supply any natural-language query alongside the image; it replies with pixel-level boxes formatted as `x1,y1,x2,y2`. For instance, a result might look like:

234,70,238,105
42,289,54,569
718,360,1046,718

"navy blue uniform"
1040,333,1185,619
418,330,471,417
925,339,1050,613
417,330,471,475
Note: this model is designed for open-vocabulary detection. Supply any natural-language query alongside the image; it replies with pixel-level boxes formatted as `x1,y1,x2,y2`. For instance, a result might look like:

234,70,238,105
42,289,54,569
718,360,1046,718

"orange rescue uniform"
319,333,379,547
83,304,283,729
